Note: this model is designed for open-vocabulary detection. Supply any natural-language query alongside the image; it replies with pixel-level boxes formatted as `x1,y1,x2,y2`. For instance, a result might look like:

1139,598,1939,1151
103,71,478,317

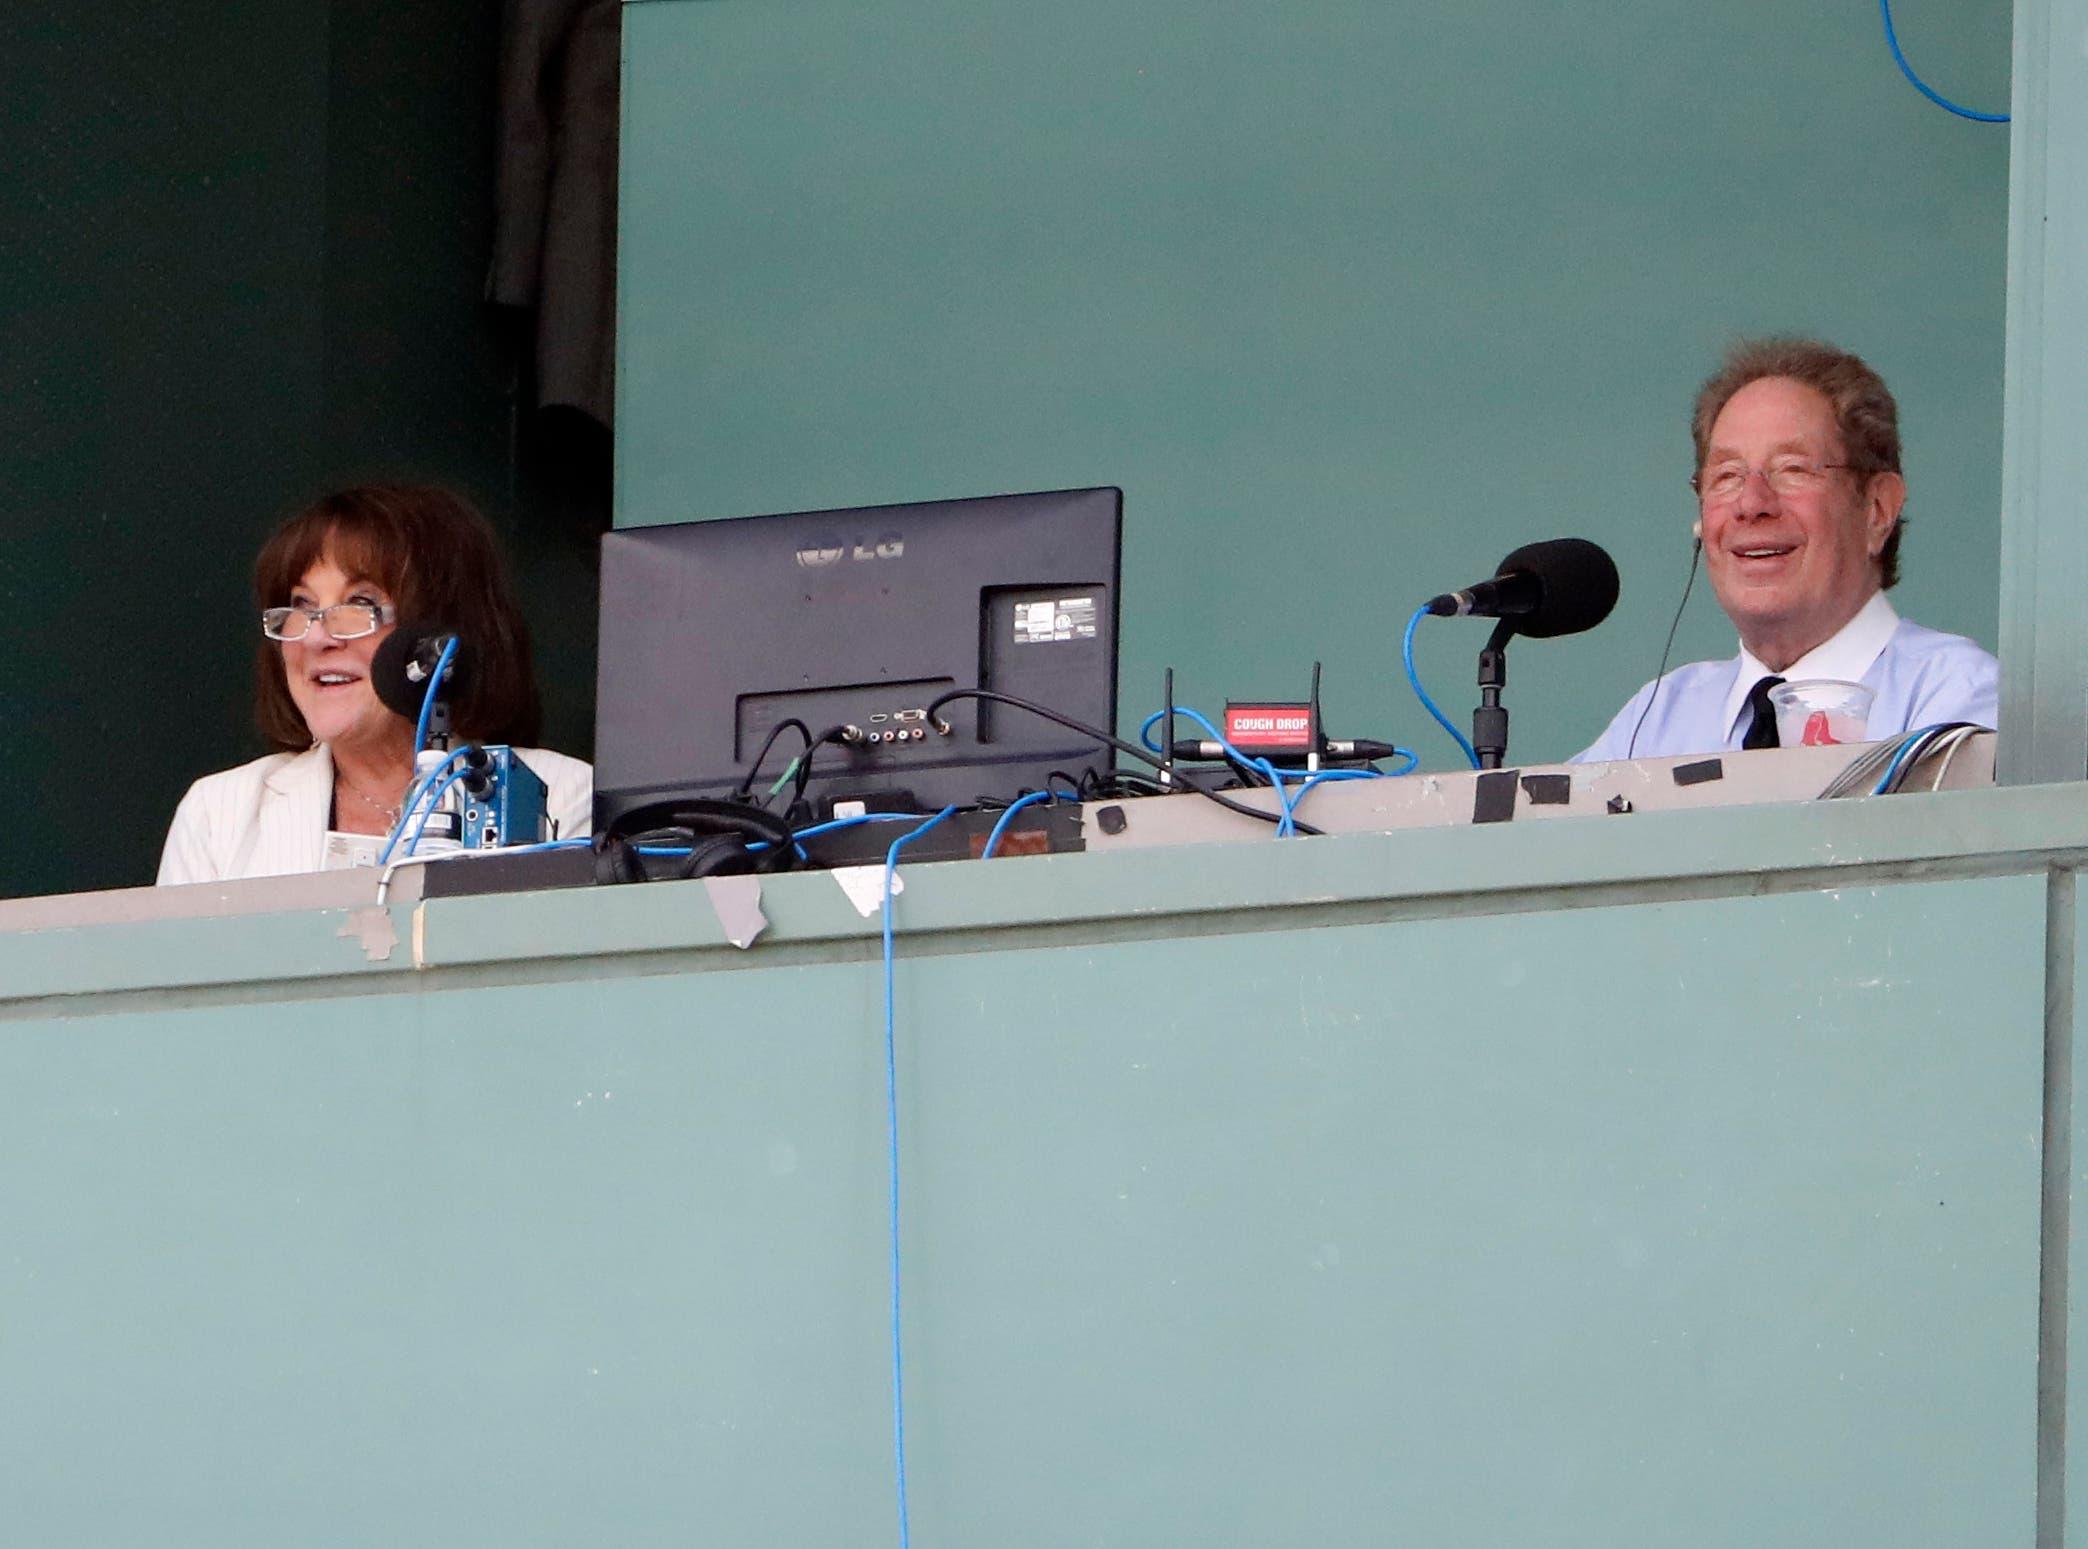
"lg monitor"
594,486,1123,827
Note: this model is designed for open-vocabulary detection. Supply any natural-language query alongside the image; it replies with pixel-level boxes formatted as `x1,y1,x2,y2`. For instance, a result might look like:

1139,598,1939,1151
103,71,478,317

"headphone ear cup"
681,835,758,880
592,831,648,885
608,797,795,852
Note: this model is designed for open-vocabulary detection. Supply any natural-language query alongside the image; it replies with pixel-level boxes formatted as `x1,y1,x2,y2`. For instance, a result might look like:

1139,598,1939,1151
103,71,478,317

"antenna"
1161,666,1178,789
1307,660,1324,773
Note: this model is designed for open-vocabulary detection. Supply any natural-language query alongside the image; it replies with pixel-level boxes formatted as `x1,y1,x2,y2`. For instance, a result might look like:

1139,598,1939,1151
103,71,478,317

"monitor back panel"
595,487,1122,822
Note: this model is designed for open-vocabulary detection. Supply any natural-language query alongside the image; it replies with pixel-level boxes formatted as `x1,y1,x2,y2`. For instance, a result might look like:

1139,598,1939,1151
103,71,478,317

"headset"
1622,521,1706,758
592,798,801,885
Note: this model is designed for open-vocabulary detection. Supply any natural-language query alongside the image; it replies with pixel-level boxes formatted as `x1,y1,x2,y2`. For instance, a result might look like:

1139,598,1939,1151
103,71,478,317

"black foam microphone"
1425,537,1621,639
372,625,464,720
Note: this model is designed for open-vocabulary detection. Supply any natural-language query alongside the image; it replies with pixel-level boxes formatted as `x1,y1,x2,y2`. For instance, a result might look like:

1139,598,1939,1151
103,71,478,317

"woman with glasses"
156,485,591,884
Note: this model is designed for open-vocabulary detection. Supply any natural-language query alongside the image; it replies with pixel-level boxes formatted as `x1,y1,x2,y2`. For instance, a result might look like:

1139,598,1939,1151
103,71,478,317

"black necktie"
1741,674,1785,749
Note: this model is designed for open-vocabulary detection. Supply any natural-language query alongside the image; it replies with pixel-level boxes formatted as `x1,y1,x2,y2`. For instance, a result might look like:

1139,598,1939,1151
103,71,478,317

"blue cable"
379,637,466,864
1402,605,1482,770
1134,705,1238,760
790,813,935,842
981,790,1055,859
520,813,927,873
1133,706,1283,826
743,812,936,865
1271,766,1386,835
1287,766,1383,825
1136,705,1412,836
880,804,959,1549
1151,708,1309,832
1879,0,2007,122
405,767,471,856
1138,706,1321,783
1873,725,1947,794
486,814,932,866
1137,708,1415,777
378,747,472,865
412,638,461,755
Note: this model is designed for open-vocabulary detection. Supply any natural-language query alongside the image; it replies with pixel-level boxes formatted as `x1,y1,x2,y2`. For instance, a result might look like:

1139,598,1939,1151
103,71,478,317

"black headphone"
592,798,800,885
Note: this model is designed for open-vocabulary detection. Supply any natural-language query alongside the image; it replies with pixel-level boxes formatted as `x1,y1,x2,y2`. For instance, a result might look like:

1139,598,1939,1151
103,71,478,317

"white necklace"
336,779,403,824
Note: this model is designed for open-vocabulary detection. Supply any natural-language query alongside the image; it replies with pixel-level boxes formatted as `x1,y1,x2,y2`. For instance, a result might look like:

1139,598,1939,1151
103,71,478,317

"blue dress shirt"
1574,593,1999,763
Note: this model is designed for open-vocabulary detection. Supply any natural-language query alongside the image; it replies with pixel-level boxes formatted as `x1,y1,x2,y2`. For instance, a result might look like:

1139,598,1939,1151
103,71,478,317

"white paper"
832,865,903,918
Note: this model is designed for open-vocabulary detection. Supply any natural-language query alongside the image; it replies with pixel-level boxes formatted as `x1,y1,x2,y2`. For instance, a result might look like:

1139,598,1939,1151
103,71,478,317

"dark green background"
0,1,2012,898
619,0,2012,773
0,0,599,899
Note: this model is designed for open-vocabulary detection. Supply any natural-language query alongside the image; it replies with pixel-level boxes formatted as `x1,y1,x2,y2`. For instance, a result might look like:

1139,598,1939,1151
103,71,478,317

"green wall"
618,0,2011,767
1,784,2068,1544
1,3,326,897
0,2,599,901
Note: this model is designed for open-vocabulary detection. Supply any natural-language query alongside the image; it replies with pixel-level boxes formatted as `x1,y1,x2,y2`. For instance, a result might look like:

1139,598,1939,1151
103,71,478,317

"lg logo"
794,533,906,568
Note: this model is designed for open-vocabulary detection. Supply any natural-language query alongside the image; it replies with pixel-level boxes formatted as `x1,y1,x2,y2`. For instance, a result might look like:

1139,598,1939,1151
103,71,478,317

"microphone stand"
1472,620,1514,770
424,691,454,754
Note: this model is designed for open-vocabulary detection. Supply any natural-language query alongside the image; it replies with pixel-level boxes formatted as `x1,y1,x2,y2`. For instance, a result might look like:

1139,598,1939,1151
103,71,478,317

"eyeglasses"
1693,457,1854,504
261,602,396,642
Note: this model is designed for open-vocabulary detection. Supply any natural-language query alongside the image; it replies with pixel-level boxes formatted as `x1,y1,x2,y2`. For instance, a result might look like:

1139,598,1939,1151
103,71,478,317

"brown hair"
1691,337,1905,588
252,485,543,751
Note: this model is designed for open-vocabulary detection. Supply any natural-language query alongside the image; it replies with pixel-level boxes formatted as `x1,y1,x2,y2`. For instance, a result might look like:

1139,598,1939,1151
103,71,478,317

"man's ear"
1864,471,1907,557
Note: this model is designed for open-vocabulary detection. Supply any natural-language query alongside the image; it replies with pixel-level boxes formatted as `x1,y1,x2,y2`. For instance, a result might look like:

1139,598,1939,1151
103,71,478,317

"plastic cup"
1768,678,1875,747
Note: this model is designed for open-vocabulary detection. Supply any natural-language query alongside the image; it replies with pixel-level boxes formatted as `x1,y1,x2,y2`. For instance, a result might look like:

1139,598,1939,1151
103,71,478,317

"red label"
1226,704,1313,749
1800,710,1838,746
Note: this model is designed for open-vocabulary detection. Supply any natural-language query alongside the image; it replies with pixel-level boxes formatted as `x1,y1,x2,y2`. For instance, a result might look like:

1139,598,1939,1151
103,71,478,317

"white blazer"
156,744,594,886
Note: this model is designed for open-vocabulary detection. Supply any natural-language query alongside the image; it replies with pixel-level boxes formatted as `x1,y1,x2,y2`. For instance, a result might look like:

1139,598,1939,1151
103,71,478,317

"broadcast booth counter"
0,567,2075,1548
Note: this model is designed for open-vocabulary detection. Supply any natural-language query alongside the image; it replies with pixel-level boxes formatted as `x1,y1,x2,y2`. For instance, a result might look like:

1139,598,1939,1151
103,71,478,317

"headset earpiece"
592,831,649,885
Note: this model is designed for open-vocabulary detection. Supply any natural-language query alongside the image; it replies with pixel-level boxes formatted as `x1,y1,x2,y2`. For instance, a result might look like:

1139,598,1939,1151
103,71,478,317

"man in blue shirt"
1577,338,1998,763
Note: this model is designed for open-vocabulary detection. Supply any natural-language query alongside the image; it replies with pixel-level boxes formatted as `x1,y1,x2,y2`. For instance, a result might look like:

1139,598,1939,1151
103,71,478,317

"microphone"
372,624,465,720
1425,537,1621,639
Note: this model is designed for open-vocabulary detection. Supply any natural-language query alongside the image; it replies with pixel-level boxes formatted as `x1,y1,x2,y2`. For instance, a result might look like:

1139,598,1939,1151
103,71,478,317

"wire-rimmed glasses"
260,602,397,642
1692,458,1854,504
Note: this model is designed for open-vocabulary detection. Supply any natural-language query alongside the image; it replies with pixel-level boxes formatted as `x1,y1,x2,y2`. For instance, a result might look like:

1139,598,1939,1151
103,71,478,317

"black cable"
1095,769,1172,800
1626,539,1702,760
923,688,1320,836
733,717,813,802
793,723,859,808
